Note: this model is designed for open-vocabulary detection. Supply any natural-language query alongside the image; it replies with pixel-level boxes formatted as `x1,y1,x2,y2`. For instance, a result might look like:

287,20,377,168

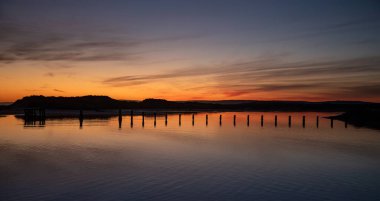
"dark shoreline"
4,95,380,111
1,95,378,130
327,110,380,130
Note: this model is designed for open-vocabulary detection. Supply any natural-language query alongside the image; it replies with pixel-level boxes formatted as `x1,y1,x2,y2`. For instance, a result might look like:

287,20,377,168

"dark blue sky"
0,0,379,101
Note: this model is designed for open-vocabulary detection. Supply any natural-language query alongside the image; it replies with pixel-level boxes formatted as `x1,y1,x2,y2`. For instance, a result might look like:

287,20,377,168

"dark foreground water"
0,112,380,201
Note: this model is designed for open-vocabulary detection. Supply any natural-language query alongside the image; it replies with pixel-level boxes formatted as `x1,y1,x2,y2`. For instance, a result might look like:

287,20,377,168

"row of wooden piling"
108,110,346,128
24,108,46,120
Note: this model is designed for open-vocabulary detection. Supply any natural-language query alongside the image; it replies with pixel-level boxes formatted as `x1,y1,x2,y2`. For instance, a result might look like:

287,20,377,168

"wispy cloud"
0,19,202,63
53,89,65,93
102,55,380,99
44,72,54,77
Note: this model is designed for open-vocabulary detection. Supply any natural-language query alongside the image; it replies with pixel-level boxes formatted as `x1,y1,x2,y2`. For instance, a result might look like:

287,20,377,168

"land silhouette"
3,95,379,111
0,95,379,129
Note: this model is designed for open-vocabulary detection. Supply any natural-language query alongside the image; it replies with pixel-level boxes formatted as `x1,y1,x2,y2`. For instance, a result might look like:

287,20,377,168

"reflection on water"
1,112,380,201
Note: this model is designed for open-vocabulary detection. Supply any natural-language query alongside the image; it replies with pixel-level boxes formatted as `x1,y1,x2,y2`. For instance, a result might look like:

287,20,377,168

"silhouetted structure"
302,116,306,128
275,115,278,127
142,112,145,127
154,112,157,127
316,116,319,128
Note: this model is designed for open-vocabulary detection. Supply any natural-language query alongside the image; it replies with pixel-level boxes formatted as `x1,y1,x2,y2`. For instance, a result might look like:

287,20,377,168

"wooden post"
233,115,236,126
316,116,319,128
206,114,208,126
261,115,264,127
302,116,306,128
79,110,83,128
118,108,122,119
331,118,334,128
118,109,122,128
142,112,145,127
247,115,250,127
130,110,134,127
154,112,157,127
288,115,292,127
179,114,181,126
219,114,222,126
165,113,168,126
275,115,278,127
192,114,194,126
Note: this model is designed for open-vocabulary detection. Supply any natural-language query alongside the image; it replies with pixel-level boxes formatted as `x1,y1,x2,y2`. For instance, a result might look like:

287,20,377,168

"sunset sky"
0,0,379,102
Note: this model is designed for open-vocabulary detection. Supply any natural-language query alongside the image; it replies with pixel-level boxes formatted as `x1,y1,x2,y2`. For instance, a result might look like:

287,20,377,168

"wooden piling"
206,114,208,126
316,116,319,128
261,115,264,127
192,114,195,126
154,112,157,127
233,115,236,126
179,114,181,126
302,116,306,128
165,113,168,126
247,115,250,126
330,118,334,128
142,112,145,127
130,110,134,127
288,115,292,127
118,109,122,128
275,115,277,127
79,110,83,128
219,114,222,126
118,109,122,120
33,109,36,119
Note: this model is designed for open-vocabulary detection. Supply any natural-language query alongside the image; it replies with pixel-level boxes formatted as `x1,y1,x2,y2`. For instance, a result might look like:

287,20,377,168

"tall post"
154,112,157,127
142,112,145,127
331,118,334,128
219,114,222,126
275,115,278,127
247,115,250,127
302,116,306,128
130,110,133,127
118,109,122,128
316,116,319,128
206,114,208,126
165,113,168,126
79,110,83,128
288,115,292,127
192,114,195,126
261,115,264,127
33,109,36,120
179,114,181,126
233,115,236,126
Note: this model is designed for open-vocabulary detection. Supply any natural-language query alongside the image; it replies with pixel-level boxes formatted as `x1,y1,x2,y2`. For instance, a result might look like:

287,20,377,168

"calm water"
1,112,380,201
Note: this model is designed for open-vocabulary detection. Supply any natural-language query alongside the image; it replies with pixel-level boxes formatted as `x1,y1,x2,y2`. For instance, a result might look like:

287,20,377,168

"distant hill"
7,95,380,112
